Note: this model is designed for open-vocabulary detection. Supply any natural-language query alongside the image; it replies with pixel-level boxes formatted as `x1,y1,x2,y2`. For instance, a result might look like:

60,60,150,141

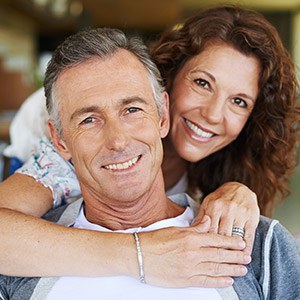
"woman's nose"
201,95,224,124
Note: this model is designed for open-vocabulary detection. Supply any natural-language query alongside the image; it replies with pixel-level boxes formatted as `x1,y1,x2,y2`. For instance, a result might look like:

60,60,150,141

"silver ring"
232,226,245,238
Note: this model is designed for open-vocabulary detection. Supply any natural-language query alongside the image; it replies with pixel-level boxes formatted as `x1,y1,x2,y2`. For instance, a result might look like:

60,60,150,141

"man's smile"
102,155,141,170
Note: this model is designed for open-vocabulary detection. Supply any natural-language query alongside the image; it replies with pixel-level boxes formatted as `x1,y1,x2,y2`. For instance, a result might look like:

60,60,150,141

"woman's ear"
48,120,72,161
159,91,170,138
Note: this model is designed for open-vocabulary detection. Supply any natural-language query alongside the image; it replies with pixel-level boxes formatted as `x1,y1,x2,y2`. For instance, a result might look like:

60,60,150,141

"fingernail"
200,215,209,223
244,255,251,264
225,278,234,286
239,240,246,248
240,265,248,275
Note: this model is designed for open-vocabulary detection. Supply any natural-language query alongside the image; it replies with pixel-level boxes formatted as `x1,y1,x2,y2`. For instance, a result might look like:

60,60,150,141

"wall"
0,3,36,110
273,8,300,234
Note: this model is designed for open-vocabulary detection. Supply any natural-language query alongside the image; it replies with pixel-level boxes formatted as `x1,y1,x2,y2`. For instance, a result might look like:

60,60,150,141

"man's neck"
81,172,185,230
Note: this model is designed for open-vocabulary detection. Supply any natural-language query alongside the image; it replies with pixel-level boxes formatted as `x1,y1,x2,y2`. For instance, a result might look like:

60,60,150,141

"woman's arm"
0,173,53,217
0,174,249,288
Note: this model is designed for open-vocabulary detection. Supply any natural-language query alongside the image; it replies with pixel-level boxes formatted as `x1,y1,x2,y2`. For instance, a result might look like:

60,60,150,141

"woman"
153,6,300,217
0,5,298,287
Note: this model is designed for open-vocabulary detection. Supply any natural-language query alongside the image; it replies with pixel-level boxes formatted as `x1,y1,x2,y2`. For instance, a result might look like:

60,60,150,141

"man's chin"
110,188,145,202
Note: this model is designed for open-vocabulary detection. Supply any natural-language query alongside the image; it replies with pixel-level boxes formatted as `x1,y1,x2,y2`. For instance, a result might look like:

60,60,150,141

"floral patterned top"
16,138,81,208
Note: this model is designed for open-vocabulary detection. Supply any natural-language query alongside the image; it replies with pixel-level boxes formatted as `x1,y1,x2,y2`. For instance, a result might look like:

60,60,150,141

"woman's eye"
194,78,210,89
232,98,247,108
80,117,94,124
127,107,141,114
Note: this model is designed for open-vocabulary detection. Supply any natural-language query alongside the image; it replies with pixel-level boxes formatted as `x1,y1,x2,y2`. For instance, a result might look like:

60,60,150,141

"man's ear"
48,120,72,161
159,91,170,138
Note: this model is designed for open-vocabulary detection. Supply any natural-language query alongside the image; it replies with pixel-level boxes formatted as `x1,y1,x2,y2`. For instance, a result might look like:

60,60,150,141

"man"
1,28,299,300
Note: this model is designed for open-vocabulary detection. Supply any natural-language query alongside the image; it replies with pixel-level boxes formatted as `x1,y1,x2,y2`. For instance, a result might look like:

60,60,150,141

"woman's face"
168,43,260,162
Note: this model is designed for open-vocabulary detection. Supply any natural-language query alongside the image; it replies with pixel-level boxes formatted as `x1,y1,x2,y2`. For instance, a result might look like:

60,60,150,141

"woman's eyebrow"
236,93,256,103
191,69,256,102
191,69,216,83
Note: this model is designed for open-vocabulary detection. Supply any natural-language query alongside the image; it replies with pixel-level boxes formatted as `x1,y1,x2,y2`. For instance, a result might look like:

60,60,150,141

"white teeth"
104,156,139,170
185,119,214,138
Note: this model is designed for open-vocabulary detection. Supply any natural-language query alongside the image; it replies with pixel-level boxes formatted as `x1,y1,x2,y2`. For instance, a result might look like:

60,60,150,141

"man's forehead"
60,49,146,75
57,51,151,89
55,52,157,119
56,51,153,98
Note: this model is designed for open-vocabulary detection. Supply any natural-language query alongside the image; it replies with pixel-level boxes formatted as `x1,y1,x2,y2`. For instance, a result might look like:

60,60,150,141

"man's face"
50,50,169,203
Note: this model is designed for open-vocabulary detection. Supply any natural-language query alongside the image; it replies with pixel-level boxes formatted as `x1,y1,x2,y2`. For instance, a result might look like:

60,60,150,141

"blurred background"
0,0,299,234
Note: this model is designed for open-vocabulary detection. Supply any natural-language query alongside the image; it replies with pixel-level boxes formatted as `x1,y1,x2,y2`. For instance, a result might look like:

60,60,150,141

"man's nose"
201,95,224,124
105,121,129,152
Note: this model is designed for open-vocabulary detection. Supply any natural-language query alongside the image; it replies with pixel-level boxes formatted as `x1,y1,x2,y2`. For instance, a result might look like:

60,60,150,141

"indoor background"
0,0,299,234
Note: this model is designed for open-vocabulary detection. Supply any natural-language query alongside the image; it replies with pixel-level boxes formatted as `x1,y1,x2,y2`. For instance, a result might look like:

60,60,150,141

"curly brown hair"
152,5,300,216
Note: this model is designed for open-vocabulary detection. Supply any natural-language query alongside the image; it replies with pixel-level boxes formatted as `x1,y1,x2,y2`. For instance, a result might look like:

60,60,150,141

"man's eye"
232,98,247,108
80,117,94,124
127,107,141,114
194,79,210,89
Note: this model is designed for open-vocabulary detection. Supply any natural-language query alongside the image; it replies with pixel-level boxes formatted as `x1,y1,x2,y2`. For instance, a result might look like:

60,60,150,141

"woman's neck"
162,137,188,191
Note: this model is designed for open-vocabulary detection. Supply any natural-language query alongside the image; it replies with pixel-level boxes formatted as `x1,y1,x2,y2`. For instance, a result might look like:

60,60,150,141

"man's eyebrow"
70,105,100,121
70,97,149,121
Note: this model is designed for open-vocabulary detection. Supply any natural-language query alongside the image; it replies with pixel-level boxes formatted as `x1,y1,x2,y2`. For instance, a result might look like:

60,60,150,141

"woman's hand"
193,182,260,255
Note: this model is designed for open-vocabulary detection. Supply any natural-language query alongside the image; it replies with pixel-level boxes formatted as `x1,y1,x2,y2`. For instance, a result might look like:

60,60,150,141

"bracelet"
133,232,146,284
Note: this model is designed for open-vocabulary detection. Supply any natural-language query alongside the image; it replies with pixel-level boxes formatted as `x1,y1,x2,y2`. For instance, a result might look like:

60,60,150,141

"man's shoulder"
42,198,83,225
0,275,40,300
255,215,298,246
0,200,83,300
253,216,289,254
256,215,278,237
169,193,200,212
252,215,300,275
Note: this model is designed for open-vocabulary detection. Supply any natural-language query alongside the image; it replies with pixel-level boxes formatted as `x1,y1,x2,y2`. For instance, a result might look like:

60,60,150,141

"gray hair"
44,28,165,136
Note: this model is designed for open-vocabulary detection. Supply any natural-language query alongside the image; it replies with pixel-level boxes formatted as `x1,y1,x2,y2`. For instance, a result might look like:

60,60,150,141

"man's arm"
0,173,249,287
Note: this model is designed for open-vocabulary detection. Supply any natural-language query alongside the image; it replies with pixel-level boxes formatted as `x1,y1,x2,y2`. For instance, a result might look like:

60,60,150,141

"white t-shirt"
46,205,222,300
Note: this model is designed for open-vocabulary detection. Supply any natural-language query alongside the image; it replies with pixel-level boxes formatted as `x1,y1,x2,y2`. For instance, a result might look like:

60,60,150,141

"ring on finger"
232,226,245,238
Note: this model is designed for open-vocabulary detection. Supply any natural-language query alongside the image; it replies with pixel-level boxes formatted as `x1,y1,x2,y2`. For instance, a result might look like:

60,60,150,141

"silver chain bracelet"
133,232,146,284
